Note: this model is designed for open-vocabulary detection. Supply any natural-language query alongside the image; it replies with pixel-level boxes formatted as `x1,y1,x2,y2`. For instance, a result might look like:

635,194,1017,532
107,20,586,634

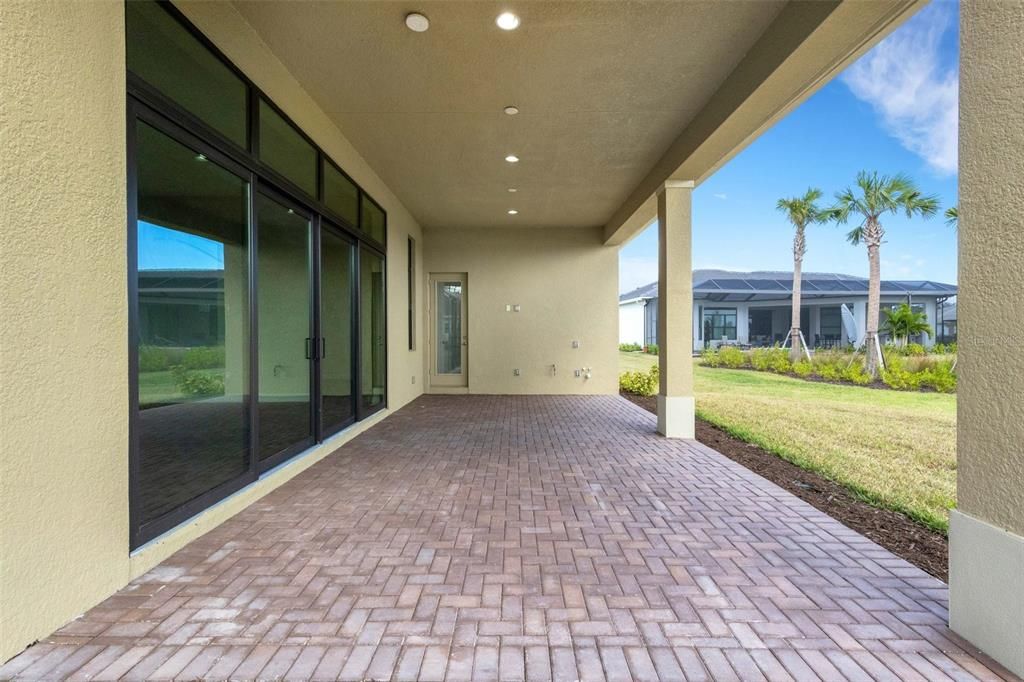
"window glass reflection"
135,122,249,526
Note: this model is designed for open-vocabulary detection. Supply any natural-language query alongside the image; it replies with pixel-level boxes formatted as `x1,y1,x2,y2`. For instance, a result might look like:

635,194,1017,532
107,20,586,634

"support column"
853,300,867,348
951,3,1024,678
736,303,750,345
657,181,695,438
922,299,937,348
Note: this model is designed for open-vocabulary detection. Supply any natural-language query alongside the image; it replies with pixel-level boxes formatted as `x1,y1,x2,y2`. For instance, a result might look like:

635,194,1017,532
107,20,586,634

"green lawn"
618,351,956,532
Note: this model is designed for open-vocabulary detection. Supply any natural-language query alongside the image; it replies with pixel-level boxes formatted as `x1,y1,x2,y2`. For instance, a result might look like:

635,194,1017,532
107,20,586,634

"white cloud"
712,192,728,200
619,256,659,293
841,2,958,174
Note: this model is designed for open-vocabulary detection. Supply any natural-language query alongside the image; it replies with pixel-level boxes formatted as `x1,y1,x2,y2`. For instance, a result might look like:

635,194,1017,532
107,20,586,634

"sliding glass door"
256,191,314,467
127,0,389,549
320,226,356,436
132,119,252,544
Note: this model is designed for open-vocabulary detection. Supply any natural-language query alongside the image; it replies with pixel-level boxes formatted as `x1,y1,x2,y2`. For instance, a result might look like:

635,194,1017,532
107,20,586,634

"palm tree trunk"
790,235,804,362
864,219,883,378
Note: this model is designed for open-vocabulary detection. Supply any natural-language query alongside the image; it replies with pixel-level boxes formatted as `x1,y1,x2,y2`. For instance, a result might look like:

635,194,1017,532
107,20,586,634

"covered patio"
0,396,1010,681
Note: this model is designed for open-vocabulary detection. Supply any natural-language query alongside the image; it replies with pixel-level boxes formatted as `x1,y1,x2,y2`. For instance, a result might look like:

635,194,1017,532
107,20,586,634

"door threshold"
428,386,470,394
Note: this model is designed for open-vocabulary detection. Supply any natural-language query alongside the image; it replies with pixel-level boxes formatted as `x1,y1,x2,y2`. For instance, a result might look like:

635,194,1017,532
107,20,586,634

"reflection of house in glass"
138,269,224,347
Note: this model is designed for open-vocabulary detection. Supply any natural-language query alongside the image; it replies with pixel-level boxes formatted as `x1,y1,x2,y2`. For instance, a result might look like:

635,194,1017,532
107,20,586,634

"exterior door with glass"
429,273,468,388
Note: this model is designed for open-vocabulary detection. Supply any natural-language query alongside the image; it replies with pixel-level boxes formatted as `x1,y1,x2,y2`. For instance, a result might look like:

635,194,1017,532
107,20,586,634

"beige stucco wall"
957,0,1024,538
423,228,617,395
950,4,1024,676
0,0,130,662
0,0,424,662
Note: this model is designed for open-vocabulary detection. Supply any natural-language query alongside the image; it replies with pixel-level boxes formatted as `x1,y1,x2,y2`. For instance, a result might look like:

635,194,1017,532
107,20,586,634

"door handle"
305,337,313,359
461,336,468,346
321,337,326,359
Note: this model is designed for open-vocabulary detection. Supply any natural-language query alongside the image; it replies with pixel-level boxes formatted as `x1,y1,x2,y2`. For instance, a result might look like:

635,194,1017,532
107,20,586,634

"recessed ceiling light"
507,188,517,193
503,105,519,115
496,12,520,30
195,153,207,162
505,154,519,163
405,12,430,32
508,209,519,215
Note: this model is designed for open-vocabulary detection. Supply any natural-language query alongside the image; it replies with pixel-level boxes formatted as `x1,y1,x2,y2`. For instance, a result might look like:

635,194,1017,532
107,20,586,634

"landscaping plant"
882,302,933,349
830,172,939,378
776,188,832,362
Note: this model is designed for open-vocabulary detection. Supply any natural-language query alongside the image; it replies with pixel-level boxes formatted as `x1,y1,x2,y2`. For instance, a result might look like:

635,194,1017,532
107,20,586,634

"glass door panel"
134,121,251,533
320,228,355,435
360,248,386,413
429,273,468,388
256,192,313,464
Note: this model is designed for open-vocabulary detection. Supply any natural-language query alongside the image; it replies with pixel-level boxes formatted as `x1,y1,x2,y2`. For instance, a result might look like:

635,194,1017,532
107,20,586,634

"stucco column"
853,300,867,348
656,181,695,438
922,299,937,348
736,303,749,345
950,3,1024,677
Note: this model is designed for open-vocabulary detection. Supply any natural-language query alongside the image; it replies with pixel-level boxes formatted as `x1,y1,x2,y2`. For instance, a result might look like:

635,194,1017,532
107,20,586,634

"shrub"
139,345,172,372
817,363,842,382
919,361,957,393
171,366,225,397
718,346,746,369
645,343,659,356
933,342,958,355
700,348,721,367
792,360,813,378
767,352,792,374
904,342,927,356
841,363,872,385
618,343,642,352
881,366,922,391
750,347,773,371
619,364,659,396
182,346,225,370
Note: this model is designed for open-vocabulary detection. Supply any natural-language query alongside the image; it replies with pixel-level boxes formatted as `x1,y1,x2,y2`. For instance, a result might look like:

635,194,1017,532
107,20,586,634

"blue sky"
619,0,959,294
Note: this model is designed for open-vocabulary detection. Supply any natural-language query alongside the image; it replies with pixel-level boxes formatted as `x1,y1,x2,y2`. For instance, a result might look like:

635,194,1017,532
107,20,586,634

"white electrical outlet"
572,340,580,348
513,304,521,312
411,376,416,384
513,368,520,376
574,369,581,377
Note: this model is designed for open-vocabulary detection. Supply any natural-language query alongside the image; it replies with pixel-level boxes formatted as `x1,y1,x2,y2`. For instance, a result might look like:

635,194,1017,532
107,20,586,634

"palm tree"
776,188,830,362
882,302,933,347
831,172,939,377
945,205,958,227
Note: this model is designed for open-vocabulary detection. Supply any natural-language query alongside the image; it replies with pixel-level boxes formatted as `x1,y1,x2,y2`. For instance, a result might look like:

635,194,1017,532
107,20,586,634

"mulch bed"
620,391,949,582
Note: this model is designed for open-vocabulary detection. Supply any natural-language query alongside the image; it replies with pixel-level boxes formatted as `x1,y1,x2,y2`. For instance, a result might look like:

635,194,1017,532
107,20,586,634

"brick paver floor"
1,395,1016,681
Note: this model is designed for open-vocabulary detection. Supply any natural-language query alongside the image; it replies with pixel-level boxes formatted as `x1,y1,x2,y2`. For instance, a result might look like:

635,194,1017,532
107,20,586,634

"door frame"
428,273,469,389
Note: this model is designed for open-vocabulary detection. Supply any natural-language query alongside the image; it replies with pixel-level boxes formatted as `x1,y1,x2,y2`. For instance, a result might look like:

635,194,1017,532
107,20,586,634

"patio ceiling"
232,0,921,236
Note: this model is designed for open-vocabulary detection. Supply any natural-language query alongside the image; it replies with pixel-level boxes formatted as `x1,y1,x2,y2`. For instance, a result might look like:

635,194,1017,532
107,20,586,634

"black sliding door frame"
128,99,258,549
319,220,358,440
127,0,389,550
356,243,388,422
253,183,317,474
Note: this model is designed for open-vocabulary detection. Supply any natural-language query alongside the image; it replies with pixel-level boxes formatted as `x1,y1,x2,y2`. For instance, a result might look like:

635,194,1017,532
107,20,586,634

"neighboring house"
620,270,957,350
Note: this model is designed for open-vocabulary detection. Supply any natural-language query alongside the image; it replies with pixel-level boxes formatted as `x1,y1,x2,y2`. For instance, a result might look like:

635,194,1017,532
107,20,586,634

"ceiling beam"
603,0,924,246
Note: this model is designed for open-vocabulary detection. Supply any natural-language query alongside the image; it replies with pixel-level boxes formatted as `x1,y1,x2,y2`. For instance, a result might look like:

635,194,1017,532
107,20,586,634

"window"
258,99,317,196
360,248,386,413
133,121,250,538
127,0,389,548
324,161,359,226
408,237,416,350
820,306,842,339
361,196,387,245
703,308,737,341
126,1,247,147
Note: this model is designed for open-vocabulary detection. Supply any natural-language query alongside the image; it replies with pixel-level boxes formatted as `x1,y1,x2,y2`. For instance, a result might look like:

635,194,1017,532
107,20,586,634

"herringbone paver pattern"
1,395,1015,681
